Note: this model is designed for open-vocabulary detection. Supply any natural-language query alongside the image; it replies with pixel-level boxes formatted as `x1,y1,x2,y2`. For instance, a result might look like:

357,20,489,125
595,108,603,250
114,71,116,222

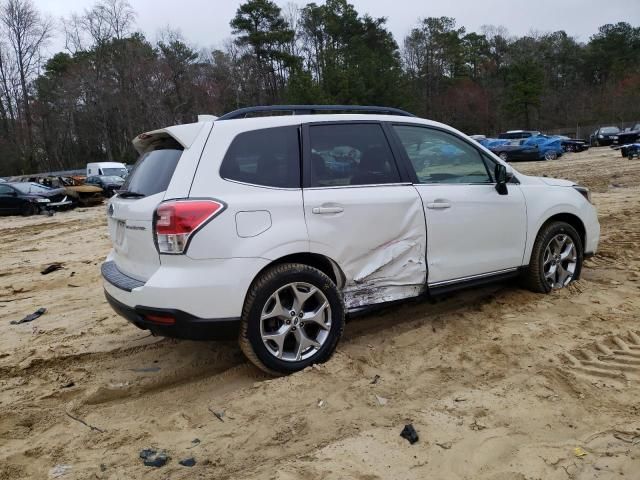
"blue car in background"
487,135,564,161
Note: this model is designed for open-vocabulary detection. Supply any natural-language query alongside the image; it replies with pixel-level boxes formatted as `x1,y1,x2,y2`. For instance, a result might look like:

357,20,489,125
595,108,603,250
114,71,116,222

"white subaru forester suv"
102,105,600,375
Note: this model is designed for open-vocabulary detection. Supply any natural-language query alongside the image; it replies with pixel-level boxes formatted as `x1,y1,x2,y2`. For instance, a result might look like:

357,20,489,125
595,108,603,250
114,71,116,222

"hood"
24,187,67,199
540,177,576,187
516,173,576,187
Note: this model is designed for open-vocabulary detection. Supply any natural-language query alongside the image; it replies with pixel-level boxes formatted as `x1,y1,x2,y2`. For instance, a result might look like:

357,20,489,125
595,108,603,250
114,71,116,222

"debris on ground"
65,411,106,433
400,424,419,444
187,438,200,449
130,366,161,373
208,407,225,422
41,263,64,275
48,464,72,478
61,381,75,389
375,394,388,406
317,399,324,407
10,307,46,325
470,419,487,431
436,441,452,450
139,449,169,467
179,457,196,467
370,374,381,384
574,447,588,457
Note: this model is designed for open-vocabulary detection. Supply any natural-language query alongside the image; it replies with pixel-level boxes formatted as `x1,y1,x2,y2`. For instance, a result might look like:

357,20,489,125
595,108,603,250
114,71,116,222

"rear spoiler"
132,120,213,154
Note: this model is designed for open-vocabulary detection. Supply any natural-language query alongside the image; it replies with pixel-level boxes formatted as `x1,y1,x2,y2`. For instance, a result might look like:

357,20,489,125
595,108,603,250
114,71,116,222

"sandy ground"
1,147,640,480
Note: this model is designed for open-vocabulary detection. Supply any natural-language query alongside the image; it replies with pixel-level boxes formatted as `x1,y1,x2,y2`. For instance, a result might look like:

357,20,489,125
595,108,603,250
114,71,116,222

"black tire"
523,221,583,293
20,202,36,216
239,263,345,375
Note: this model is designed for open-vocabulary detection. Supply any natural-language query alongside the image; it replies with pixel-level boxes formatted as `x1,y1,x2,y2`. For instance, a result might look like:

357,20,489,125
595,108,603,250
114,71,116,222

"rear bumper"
104,290,239,340
101,255,270,339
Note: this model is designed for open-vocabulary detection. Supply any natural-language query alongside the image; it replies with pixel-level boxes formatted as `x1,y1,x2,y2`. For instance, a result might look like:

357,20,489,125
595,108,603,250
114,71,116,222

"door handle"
312,206,344,214
426,201,451,210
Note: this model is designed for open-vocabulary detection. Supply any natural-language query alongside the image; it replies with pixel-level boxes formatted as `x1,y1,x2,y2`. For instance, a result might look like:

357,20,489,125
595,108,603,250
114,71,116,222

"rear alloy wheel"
499,152,509,161
523,221,583,293
544,150,558,161
239,263,344,375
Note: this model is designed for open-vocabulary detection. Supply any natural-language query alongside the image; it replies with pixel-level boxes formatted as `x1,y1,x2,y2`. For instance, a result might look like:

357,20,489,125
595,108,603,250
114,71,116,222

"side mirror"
495,164,508,195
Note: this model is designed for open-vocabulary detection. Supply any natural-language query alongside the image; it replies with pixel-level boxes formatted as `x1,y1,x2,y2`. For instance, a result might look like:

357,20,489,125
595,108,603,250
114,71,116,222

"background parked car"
589,126,620,146
85,175,125,197
497,130,541,140
489,135,564,161
0,182,73,216
558,136,590,152
614,123,640,146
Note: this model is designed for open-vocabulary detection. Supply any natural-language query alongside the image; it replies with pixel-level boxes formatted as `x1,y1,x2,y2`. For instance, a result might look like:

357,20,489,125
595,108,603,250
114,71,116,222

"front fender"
521,186,598,265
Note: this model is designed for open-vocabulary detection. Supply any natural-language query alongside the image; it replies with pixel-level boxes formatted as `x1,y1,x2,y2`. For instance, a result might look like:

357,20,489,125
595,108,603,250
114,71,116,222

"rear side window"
123,137,183,197
309,123,400,187
220,126,300,188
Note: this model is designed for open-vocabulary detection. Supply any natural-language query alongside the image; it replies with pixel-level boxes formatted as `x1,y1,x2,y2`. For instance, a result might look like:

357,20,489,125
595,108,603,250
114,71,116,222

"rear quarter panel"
186,121,309,261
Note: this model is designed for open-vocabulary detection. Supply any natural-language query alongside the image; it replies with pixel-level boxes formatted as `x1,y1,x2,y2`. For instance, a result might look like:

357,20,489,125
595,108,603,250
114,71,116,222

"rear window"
122,138,183,197
220,126,300,188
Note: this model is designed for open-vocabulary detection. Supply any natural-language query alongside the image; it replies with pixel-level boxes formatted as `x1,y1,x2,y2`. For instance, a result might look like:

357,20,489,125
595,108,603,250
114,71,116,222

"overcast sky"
37,0,639,55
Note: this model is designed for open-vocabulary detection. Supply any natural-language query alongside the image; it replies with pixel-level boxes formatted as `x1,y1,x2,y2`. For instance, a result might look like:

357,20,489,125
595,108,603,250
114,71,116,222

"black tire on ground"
522,221,583,294
239,263,345,375
20,202,37,216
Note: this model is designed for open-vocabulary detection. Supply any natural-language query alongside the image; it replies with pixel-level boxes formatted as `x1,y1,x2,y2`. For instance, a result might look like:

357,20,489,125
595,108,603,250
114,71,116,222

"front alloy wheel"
544,150,558,160
523,221,583,293
542,234,578,289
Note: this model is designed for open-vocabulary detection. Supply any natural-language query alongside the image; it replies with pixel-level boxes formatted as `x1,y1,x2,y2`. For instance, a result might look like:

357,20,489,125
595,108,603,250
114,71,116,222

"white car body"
102,111,599,336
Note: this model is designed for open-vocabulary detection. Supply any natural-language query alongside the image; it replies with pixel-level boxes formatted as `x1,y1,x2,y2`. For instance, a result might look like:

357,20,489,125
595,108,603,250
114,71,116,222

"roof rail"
216,105,415,121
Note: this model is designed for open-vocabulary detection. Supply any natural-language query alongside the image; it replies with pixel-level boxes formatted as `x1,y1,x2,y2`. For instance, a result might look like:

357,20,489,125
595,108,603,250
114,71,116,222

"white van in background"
87,162,128,178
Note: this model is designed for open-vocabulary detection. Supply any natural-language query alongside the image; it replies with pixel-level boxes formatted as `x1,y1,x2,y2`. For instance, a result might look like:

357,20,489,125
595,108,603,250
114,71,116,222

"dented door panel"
303,185,427,309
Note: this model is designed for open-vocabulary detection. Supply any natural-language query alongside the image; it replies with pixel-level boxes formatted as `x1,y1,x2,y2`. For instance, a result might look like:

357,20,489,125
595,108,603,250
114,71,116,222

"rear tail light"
154,199,225,254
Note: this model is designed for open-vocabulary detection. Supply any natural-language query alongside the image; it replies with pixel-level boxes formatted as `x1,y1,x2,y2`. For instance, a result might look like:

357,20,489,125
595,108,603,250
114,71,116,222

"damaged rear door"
302,122,427,310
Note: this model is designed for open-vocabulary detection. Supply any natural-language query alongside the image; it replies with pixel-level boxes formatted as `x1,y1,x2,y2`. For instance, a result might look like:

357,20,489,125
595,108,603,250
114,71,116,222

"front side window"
393,125,491,184
308,123,400,187
0,185,14,195
220,126,300,188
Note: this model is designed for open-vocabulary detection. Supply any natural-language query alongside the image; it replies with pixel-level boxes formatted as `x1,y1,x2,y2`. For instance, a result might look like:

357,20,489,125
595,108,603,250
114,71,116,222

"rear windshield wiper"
117,190,146,198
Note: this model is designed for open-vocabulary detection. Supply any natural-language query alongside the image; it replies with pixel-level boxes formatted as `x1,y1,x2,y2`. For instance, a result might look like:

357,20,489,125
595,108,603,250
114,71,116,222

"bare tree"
1,0,52,167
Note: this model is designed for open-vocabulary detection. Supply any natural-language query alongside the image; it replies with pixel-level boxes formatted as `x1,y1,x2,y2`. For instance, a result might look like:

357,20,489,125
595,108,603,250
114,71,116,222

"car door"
390,124,527,286
0,184,21,214
302,122,427,310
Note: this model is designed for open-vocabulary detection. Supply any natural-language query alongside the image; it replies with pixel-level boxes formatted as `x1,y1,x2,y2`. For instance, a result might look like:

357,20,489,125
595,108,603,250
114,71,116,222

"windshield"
102,167,128,177
121,138,183,197
601,127,620,134
12,183,53,194
100,176,124,182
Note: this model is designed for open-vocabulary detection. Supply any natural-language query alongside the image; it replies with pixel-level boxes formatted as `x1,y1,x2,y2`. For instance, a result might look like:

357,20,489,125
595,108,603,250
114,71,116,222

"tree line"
0,0,638,175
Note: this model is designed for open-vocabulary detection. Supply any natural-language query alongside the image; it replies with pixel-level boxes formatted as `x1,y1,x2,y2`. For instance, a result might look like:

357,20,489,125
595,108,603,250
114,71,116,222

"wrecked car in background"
488,135,564,161
11,174,104,207
558,136,590,153
613,123,640,147
0,182,73,216
85,175,125,197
